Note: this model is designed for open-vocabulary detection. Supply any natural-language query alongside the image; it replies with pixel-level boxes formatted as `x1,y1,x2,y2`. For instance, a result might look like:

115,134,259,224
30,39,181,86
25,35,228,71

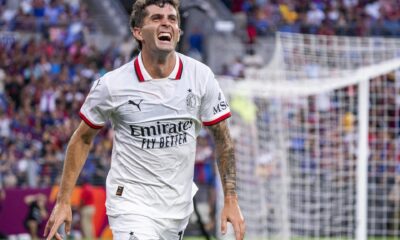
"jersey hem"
79,112,104,129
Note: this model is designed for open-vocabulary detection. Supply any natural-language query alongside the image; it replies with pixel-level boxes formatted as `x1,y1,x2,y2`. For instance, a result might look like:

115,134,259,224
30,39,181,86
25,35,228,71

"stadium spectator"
229,57,245,78
242,48,263,68
79,180,95,239
194,130,217,233
88,143,110,186
305,3,325,34
0,0,113,191
187,27,204,61
24,193,48,240
222,0,400,42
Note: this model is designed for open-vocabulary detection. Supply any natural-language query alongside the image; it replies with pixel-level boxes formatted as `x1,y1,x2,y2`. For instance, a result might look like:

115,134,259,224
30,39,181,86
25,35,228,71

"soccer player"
43,0,245,239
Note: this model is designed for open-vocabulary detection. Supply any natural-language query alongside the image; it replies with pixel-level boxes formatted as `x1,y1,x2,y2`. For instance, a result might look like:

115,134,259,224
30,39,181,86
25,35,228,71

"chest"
112,80,201,123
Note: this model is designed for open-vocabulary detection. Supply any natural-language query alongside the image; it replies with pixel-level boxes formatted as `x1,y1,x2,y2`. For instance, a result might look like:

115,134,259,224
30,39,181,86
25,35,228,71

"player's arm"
207,120,245,240
44,121,100,240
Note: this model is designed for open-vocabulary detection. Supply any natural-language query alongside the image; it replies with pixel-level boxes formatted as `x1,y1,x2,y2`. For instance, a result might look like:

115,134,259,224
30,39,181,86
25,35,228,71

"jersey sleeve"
200,72,231,126
79,78,113,129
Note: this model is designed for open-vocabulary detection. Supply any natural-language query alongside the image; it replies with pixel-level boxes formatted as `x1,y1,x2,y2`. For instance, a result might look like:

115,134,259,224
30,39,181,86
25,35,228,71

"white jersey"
79,52,231,219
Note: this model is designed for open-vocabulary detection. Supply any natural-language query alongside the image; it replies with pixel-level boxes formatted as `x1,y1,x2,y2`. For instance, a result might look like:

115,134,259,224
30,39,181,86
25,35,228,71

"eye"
151,15,162,22
169,16,177,23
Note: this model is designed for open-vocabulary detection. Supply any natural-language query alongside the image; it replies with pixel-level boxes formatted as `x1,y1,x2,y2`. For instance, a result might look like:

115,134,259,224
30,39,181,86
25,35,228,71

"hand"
43,202,72,240
221,195,245,240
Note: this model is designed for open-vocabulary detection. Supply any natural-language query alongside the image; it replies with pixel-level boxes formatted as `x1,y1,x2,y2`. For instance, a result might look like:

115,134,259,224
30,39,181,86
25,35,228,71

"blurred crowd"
0,0,399,237
0,0,217,202
0,0,219,236
0,0,132,189
222,0,400,43
0,0,398,192
0,0,93,40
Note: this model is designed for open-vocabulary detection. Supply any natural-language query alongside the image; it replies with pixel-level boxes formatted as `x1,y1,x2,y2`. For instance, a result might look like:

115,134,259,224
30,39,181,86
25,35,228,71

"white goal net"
216,32,400,240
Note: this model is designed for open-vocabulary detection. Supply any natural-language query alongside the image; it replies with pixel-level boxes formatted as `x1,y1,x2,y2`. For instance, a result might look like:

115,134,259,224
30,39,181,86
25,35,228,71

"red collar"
134,53,183,82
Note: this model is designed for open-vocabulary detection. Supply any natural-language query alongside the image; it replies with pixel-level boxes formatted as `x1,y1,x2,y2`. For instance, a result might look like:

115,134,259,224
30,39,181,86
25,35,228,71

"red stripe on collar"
134,55,183,82
134,57,145,82
174,58,183,80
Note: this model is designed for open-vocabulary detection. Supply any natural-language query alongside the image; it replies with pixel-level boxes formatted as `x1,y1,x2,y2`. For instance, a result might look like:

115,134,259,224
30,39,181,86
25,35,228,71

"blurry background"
0,0,399,239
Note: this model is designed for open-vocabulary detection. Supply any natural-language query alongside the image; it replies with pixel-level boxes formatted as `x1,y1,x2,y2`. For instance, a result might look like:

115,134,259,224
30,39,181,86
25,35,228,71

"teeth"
159,33,171,38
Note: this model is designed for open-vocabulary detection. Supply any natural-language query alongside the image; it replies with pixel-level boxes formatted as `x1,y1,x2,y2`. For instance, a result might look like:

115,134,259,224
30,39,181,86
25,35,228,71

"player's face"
134,4,180,53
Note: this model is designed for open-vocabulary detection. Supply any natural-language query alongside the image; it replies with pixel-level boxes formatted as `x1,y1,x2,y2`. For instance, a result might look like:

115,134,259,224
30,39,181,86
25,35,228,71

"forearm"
208,121,237,197
209,122,245,239
57,124,96,204
216,139,236,197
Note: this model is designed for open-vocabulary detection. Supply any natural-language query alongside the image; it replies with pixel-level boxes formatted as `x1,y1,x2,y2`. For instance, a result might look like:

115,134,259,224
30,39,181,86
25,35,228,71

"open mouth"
158,33,172,42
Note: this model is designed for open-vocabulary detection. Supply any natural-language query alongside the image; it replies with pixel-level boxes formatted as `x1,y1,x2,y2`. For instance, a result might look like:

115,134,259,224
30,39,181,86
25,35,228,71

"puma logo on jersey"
128,99,143,111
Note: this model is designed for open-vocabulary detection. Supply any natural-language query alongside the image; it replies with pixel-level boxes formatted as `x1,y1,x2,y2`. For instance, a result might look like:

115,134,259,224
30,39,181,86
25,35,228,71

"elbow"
81,134,93,146
70,130,94,147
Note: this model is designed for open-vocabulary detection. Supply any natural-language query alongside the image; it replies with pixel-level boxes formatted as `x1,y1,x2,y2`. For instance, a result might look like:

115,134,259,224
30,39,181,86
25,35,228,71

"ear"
177,28,182,43
132,27,143,42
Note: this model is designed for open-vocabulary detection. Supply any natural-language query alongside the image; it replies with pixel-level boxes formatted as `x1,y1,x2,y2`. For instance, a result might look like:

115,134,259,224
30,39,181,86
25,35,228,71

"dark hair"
130,0,181,49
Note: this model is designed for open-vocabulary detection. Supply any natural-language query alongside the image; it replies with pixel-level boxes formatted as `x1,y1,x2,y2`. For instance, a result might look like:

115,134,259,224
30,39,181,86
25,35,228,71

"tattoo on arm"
208,120,236,196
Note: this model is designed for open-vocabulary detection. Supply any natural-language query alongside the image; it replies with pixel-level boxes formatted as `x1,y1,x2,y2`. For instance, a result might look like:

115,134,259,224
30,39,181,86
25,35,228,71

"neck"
141,49,176,79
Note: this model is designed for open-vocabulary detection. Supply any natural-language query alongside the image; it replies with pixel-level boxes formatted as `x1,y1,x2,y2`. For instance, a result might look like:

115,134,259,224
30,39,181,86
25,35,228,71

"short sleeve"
79,78,113,129
200,72,231,126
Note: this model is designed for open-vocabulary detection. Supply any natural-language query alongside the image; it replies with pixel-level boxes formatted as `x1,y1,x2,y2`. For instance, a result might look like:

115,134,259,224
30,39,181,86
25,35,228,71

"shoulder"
178,53,213,77
100,61,134,84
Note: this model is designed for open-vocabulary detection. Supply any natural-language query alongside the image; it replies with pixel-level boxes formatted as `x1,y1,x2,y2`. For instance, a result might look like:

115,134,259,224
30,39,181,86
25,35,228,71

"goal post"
356,79,369,240
215,32,400,240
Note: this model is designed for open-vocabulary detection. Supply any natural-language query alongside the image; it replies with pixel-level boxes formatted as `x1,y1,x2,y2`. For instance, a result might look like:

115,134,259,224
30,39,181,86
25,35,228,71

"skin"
44,122,99,240
208,121,245,240
132,4,181,78
44,3,245,240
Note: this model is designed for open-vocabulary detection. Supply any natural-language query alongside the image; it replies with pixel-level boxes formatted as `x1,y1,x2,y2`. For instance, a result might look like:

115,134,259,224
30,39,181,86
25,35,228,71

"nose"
160,16,171,26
